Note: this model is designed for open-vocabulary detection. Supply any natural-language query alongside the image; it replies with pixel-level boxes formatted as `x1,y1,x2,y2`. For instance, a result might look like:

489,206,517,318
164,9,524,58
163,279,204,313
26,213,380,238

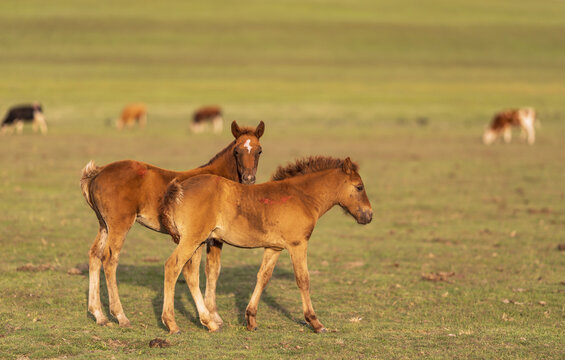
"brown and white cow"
483,108,538,145
190,105,223,134
117,103,147,130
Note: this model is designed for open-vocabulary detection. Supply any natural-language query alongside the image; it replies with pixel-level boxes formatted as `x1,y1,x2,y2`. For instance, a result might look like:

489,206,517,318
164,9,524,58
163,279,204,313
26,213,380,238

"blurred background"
2,0,564,139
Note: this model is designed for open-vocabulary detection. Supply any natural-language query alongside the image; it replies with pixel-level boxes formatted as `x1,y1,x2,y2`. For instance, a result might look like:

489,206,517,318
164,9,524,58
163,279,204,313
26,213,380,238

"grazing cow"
1,103,47,135
483,108,538,145
190,106,223,134
117,103,147,130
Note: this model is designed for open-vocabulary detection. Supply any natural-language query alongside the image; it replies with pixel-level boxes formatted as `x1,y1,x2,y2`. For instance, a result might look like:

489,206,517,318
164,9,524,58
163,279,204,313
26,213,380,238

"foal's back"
85,160,200,231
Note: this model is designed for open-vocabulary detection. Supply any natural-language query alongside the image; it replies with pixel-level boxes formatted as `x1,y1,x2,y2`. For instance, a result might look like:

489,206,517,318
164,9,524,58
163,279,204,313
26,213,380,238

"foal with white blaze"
80,121,264,327
159,156,373,334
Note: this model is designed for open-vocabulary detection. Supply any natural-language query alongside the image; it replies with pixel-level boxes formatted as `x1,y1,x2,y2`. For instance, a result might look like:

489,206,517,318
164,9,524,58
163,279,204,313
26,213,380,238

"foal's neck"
293,169,344,219
178,141,237,181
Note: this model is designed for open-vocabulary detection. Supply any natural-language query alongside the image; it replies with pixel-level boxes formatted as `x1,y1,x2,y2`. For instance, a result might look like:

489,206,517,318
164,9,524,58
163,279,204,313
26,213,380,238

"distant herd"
0,103,223,135
1,102,540,144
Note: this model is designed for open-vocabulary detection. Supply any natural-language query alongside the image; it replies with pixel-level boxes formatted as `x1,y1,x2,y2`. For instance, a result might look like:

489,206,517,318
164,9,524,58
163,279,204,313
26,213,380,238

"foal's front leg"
245,248,282,331
288,242,326,333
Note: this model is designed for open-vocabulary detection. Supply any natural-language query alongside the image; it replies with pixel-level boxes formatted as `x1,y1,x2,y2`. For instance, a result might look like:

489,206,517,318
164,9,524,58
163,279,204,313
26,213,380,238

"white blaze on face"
244,139,252,153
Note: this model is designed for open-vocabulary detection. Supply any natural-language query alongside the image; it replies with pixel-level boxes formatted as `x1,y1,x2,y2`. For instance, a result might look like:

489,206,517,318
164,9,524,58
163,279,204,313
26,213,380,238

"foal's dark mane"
199,127,258,168
271,156,358,181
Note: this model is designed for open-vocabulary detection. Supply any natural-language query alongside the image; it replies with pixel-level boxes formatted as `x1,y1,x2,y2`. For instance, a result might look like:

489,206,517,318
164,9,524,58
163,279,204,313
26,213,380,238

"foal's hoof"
95,318,109,326
91,310,109,326
315,327,327,334
168,328,181,335
246,324,258,331
205,321,221,333
119,320,132,328
115,314,131,328
212,314,224,327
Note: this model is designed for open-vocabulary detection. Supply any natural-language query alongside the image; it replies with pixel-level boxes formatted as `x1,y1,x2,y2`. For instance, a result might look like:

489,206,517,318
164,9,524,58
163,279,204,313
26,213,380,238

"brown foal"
80,120,264,327
159,156,373,334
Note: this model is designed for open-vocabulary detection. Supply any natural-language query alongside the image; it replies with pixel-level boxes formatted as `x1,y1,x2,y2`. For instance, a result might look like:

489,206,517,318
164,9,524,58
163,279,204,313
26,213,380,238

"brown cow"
483,108,538,145
117,103,147,130
190,106,223,134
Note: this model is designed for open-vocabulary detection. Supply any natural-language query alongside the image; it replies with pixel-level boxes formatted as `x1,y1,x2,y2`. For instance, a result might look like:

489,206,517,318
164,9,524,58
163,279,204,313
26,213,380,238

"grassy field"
1,0,564,359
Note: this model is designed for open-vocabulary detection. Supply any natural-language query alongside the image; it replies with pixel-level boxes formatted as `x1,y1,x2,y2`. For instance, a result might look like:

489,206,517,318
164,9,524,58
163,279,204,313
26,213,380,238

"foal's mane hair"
271,156,358,181
199,126,258,168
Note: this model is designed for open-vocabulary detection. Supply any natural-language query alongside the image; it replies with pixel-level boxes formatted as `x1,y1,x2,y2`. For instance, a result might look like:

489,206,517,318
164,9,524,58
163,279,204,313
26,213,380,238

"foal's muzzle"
357,209,373,225
241,174,256,184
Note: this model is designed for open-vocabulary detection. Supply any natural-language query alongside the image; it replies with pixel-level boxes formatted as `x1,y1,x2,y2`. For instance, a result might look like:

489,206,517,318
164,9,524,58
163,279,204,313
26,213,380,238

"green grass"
0,0,564,359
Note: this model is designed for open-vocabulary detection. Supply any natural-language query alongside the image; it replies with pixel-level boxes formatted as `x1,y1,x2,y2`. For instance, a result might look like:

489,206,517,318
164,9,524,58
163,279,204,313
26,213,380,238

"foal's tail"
159,179,183,244
80,160,102,209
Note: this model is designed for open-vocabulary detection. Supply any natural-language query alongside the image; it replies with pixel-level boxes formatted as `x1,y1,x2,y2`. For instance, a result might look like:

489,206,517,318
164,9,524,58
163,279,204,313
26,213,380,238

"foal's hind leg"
205,240,224,326
102,217,135,327
181,246,220,332
88,226,109,325
163,240,217,334
245,248,281,331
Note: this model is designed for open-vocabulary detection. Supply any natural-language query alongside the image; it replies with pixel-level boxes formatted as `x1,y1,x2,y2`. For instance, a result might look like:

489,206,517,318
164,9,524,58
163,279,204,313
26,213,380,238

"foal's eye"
234,149,240,156
356,184,364,191
257,149,262,155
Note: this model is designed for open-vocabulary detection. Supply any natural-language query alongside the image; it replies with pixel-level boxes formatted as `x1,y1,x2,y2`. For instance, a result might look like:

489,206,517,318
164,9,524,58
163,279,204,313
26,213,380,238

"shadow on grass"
87,261,299,331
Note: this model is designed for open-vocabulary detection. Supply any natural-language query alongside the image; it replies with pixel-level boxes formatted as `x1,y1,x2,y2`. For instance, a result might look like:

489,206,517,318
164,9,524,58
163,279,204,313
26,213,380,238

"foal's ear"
342,157,354,174
231,120,242,138
255,121,265,138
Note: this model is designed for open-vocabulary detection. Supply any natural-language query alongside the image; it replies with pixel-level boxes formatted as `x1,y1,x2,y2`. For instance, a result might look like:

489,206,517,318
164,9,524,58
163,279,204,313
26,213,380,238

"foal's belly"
136,213,164,233
211,227,286,249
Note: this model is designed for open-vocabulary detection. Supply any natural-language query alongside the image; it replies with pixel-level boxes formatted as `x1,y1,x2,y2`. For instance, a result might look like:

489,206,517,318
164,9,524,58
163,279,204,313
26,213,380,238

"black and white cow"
1,103,47,135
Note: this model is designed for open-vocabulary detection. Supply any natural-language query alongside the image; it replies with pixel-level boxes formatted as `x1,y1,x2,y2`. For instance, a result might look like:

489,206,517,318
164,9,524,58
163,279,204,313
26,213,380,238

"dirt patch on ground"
106,338,129,350
67,263,89,275
343,261,365,269
527,207,552,215
421,272,455,282
149,338,171,348
16,263,55,272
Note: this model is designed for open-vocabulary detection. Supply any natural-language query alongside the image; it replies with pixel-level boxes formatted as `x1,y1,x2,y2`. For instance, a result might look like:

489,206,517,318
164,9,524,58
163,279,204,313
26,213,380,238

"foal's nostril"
360,210,373,224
